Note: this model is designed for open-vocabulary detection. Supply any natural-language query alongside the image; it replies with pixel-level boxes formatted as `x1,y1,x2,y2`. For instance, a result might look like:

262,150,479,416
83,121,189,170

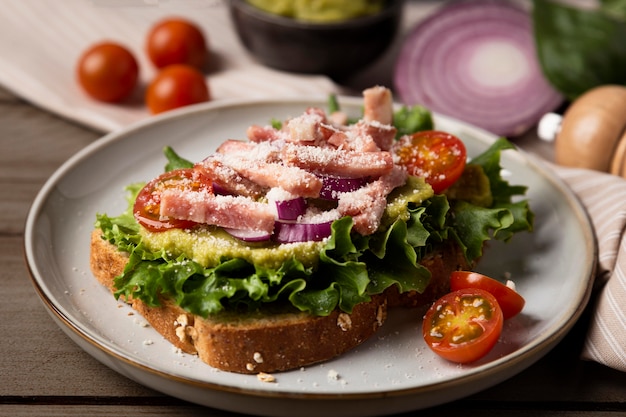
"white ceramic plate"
24,97,596,417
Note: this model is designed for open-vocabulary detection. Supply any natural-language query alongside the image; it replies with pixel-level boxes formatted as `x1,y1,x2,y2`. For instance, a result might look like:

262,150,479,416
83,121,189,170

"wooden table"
2,84,625,417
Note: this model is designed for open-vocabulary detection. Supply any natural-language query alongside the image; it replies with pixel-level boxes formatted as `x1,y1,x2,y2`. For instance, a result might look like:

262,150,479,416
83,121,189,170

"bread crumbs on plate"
257,372,276,383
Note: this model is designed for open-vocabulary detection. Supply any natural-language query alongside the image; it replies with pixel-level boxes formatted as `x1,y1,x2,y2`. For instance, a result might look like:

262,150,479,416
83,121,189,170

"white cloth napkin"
555,166,626,372
3,0,624,373
0,0,344,131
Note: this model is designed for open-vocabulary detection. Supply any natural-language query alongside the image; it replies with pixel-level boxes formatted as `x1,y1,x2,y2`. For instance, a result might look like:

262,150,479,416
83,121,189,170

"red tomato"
133,168,212,232
450,271,525,320
145,65,210,114
76,42,139,103
146,18,208,70
393,130,467,194
422,288,503,363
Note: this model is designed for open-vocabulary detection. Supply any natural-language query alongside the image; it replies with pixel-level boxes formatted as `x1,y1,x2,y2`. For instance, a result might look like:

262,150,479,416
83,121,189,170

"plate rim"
23,96,598,404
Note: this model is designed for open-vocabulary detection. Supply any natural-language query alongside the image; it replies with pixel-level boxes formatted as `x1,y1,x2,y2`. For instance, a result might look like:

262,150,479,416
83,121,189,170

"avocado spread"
246,0,386,22
141,226,325,270
140,177,434,270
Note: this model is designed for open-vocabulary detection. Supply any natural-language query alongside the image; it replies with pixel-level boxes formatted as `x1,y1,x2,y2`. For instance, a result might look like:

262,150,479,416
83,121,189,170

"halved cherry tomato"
146,18,208,70
450,271,525,320
133,168,212,232
423,288,503,363
393,130,467,194
145,64,210,114
76,42,139,103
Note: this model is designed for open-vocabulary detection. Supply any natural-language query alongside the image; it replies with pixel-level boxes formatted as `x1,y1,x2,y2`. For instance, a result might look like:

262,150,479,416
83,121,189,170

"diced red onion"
273,221,332,243
319,176,367,200
393,0,563,137
223,227,272,242
212,182,230,195
275,197,307,220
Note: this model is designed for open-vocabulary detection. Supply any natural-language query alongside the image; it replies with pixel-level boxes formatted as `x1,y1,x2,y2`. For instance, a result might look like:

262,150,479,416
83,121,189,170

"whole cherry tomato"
145,64,210,114
134,168,212,232
450,271,525,320
76,42,139,103
392,130,467,194
422,288,503,363
146,18,208,70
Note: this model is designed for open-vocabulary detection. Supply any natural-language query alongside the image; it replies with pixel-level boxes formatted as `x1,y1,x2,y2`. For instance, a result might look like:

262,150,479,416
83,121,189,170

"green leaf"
600,0,626,21
163,146,194,171
392,105,434,139
451,201,514,261
469,137,527,205
327,93,340,114
533,0,626,99
366,219,431,295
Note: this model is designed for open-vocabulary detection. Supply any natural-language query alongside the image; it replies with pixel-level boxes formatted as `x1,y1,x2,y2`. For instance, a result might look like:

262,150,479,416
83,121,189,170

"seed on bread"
337,313,352,331
174,314,197,343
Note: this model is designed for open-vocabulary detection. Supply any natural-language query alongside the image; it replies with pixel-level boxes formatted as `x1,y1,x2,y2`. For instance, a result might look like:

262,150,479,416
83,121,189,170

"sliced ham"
160,189,275,233
337,166,407,235
194,157,266,199
216,139,256,154
325,124,381,152
284,109,326,145
282,143,394,178
246,125,282,143
328,110,348,126
352,120,397,151
363,86,394,126
215,152,323,198
148,87,411,239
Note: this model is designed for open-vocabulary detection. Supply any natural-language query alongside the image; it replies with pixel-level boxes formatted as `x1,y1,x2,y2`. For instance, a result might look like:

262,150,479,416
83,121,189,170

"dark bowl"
228,0,405,81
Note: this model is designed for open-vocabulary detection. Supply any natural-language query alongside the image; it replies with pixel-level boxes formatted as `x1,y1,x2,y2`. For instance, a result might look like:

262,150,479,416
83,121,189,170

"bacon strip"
160,189,275,233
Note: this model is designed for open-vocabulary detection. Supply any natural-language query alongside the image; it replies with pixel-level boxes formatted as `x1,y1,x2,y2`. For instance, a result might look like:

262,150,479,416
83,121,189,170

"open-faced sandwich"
90,86,533,374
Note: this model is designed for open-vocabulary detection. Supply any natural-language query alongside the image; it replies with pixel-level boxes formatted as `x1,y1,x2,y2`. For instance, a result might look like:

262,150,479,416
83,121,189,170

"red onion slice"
275,197,307,221
212,182,230,195
223,227,272,242
273,221,332,243
319,176,367,200
394,0,563,137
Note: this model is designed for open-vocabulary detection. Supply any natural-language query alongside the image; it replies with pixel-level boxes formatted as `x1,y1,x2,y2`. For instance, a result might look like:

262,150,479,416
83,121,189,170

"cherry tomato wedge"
145,64,210,114
450,271,525,320
76,42,139,103
133,168,212,232
393,130,467,194
146,18,208,70
422,288,503,363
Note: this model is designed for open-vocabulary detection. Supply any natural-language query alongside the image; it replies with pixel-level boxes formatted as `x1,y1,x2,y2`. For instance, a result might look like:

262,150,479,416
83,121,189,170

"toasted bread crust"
90,229,387,373
90,229,471,374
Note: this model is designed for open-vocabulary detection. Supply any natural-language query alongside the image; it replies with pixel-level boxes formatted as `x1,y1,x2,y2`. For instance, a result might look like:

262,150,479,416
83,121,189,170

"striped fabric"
555,166,626,372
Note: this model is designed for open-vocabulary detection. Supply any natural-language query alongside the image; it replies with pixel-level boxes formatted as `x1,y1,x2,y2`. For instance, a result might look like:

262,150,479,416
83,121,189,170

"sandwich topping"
95,86,533,318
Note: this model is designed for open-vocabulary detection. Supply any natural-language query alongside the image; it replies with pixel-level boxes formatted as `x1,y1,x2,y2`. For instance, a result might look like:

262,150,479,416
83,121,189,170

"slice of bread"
90,229,471,374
